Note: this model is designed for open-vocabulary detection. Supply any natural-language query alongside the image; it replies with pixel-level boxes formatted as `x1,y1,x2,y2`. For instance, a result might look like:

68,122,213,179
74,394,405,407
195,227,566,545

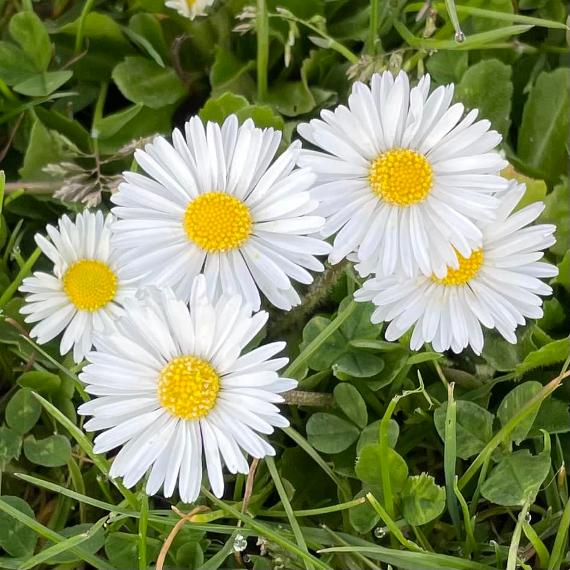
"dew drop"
455,31,466,43
233,533,247,552
374,526,387,539
525,512,532,524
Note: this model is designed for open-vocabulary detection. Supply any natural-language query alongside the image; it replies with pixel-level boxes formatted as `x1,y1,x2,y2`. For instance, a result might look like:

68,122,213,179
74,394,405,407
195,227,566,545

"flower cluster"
20,71,557,503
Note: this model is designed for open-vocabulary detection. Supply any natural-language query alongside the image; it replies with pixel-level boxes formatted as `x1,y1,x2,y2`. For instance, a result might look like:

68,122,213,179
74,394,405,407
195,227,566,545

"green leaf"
112,57,186,109
0,42,37,85
357,420,399,454
554,251,570,291
176,541,205,569
95,104,144,139
531,398,570,436
481,448,551,506
406,352,442,365
501,165,547,210
349,489,379,533
455,59,513,137
266,82,316,117
334,384,368,428
497,382,542,444
355,444,408,492
23,434,71,467
0,427,21,470
19,120,75,181
542,179,569,257
401,474,446,526
9,11,52,71
518,68,570,181
515,337,570,376
125,13,168,67
17,370,61,394
0,497,37,558
334,352,384,379
13,70,73,97
40,523,105,564
306,413,360,454
210,48,255,98
434,401,494,460
6,389,42,434
426,51,468,84
104,532,161,569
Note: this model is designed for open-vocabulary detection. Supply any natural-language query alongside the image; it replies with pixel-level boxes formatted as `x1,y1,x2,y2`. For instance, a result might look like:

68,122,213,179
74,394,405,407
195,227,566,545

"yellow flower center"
432,249,484,286
368,148,433,207
157,356,220,420
186,0,197,6
63,260,117,311
183,192,253,252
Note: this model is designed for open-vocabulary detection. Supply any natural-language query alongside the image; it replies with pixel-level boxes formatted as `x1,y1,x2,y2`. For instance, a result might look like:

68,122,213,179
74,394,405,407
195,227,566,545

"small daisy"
354,182,558,354
165,0,215,19
78,276,295,502
111,115,330,311
298,71,509,278
20,211,133,363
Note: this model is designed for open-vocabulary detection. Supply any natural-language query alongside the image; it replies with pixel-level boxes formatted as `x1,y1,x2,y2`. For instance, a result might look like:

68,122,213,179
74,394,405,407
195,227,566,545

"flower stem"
367,0,379,54
256,0,269,101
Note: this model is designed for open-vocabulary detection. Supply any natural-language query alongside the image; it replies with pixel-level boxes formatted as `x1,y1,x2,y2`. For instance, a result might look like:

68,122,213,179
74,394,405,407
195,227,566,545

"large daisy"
354,182,558,354
298,71,509,278
165,0,215,19
111,115,330,311
78,276,295,502
20,211,132,363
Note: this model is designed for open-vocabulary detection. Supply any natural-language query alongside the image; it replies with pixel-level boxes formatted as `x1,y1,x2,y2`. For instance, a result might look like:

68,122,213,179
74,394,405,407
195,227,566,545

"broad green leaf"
13,70,73,97
518,68,569,181
235,105,284,130
306,413,360,454
175,541,205,569
333,352,384,379
554,251,570,291
23,434,71,467
0,42,37,84
200,92,249,123
0,496,37,558
357,420,399,453
34,107,92,154
95,104,144,139
9,11,51,71
355,444,408,492
434,401,494,460
104,532,161,569
541,179,569,257
17,370,61,394
19,120,74,181
426,51,468,84
481,448,550,506
501,165,547,210
267,82,316,117
482,327,537,371
401,474,446,526
126,13,168,67
41,523,105,564
349,489,379,533
456,59,513,137
497,381,542,444
515,337,570,376
334,384,368,428
112,57,186,108
531,398,570,436
6,389,42,434
0,427,21,469
210,48,255,98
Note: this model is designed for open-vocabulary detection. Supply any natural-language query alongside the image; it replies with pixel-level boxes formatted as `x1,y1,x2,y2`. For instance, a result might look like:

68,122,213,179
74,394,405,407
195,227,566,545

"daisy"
20,211,133,363
77,276,295,502
165,0,215,19
298,70,509,278
354,182,558,354
111,115,330,311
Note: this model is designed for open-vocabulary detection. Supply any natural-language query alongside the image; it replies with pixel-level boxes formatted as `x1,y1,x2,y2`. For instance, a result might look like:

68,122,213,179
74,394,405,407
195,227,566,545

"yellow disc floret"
63,259,117,311
368,148,433,206
433,249,484,286
183,192,252,252
157,356,220,420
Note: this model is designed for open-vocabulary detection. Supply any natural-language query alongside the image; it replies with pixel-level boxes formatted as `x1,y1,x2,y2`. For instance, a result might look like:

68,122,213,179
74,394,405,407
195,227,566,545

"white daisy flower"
78,276,295,502
354,182,558,355
165,0,215,19
111,115,330,311
20,211,133,363
298,71,509,278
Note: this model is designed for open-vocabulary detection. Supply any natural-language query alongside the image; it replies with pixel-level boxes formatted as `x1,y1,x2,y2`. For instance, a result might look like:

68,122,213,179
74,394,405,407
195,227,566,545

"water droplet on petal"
233,533,247,552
